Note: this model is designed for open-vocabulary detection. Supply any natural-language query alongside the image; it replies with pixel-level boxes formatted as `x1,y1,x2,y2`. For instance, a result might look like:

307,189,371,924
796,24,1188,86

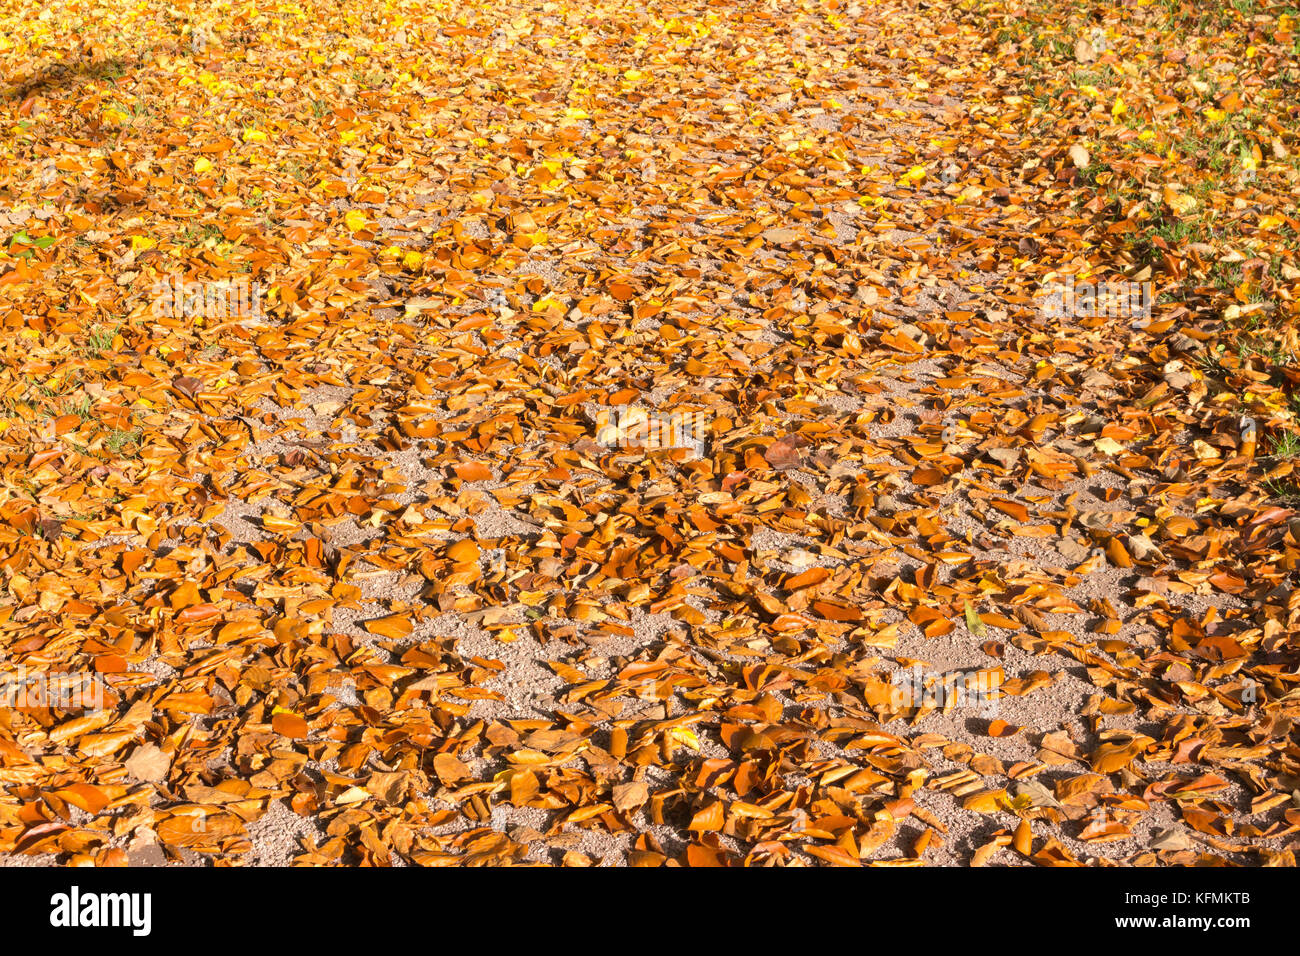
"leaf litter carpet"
0,0,1298,867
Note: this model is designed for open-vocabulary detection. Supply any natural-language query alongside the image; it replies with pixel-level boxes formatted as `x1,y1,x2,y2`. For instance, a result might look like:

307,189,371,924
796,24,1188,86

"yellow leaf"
668,727,701,751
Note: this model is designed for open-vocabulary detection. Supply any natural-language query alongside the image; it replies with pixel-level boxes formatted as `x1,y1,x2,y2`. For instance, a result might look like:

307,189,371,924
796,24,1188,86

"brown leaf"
612,781,649,812
124,743,171,783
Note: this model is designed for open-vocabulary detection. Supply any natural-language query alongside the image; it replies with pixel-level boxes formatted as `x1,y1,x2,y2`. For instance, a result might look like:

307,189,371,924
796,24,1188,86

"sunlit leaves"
0,0,1295,871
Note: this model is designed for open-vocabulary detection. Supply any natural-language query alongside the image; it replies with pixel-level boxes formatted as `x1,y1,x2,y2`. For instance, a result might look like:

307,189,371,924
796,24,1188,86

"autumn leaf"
364,615,414,639
0,0,1293,873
